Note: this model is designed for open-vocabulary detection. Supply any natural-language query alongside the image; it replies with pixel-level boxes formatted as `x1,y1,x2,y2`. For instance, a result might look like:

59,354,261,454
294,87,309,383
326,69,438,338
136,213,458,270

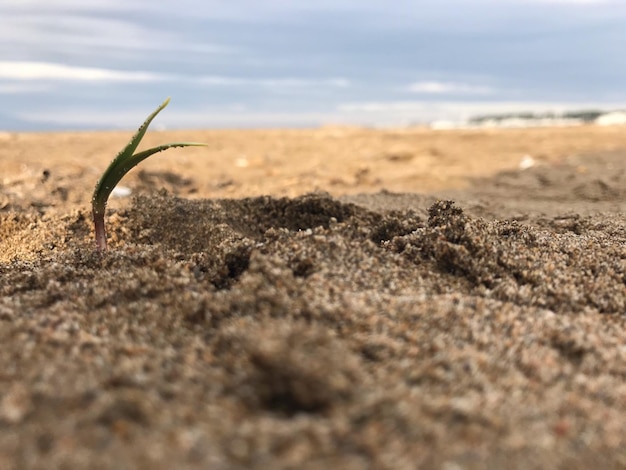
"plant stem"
93,208,107,251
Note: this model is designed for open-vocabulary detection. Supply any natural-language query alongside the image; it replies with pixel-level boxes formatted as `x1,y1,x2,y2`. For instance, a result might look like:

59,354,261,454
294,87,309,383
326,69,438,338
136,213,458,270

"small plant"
92,97,207,251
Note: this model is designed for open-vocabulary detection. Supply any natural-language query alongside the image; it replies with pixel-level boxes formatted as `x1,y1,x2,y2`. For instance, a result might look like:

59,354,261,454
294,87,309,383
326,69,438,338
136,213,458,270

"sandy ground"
0,126,625,469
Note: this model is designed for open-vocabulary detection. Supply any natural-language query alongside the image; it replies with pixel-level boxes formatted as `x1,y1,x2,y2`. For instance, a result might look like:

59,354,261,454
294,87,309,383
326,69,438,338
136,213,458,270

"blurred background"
1,0,625,131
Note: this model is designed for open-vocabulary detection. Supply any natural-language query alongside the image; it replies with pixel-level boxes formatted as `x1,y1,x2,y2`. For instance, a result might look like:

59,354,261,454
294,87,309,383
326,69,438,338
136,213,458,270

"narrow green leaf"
115,141,207,190
92,97,172,215
94,141,207,214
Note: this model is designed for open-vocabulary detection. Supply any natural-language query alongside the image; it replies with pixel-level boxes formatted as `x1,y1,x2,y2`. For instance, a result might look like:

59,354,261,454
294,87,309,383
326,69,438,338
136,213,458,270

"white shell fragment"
519,155,535,170
111,186,132,198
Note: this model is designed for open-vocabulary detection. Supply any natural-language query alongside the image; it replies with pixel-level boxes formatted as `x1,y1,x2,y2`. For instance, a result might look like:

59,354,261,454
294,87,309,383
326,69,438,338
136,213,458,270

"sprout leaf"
91,97,207,251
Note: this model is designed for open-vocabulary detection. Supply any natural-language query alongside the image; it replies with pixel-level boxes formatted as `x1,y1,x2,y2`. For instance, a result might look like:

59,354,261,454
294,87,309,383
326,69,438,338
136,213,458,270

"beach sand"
0,126,625,469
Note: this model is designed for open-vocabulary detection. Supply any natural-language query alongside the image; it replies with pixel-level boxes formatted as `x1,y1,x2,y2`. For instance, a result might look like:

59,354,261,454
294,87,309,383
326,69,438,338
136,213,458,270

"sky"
1,0,626,130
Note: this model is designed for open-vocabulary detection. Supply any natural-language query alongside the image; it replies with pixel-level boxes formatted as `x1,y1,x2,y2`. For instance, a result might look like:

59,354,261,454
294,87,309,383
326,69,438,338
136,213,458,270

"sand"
0,126,625,469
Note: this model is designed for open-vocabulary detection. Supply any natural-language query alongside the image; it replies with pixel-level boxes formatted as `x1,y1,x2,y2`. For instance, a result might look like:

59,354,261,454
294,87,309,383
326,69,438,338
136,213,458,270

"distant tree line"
469,109,622,124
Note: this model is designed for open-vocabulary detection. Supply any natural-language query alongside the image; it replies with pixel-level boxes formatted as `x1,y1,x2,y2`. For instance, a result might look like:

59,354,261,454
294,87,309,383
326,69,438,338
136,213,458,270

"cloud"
407,81,494,95
0,61,167,82
196,76,350,88
14,105,335,129
0,61,350,92
0,4,233,63
527,0,608,3
2,0,141,11
0,82,52,94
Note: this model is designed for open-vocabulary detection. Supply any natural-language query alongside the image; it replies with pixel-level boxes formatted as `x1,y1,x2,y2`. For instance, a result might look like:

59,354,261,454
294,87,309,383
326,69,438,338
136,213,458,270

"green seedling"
92,97,207,251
